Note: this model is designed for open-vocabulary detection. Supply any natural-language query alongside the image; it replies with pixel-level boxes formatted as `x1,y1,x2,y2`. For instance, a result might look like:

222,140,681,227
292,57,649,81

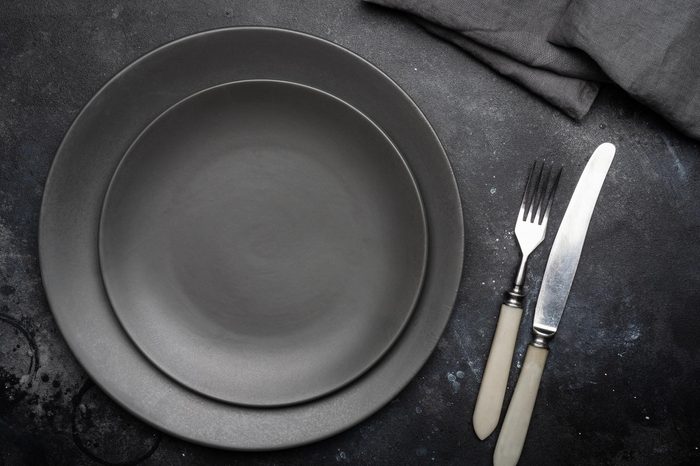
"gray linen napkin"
365,0,700,139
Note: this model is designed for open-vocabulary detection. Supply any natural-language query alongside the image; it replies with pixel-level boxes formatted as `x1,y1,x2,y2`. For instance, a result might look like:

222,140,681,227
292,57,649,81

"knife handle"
473,303,523,440
493,344,549,466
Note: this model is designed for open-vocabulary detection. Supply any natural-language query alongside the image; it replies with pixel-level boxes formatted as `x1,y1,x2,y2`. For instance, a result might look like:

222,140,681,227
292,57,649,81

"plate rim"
39,25,465,450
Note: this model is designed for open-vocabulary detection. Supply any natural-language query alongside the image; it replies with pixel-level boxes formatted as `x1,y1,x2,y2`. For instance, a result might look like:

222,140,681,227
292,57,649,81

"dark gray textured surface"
1,1,699,465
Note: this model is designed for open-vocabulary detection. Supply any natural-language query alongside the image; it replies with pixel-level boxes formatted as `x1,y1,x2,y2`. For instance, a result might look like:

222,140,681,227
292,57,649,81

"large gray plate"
39,27,464,449
99,80,428,407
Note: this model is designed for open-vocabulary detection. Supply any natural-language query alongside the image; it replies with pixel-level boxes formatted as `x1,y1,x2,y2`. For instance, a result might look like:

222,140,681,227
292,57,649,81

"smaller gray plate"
98,80,427,407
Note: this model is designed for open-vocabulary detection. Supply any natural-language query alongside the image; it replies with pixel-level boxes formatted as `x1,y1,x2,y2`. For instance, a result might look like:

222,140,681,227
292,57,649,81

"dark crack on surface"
71,380,161,465
0,313,40,373
0,314,39,416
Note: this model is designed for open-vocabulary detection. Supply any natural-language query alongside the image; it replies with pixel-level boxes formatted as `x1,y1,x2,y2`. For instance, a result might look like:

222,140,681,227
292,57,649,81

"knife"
493,143,616,466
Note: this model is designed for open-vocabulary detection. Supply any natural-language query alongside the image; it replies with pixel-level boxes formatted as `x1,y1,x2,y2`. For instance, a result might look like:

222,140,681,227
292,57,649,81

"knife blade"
533,142,616,340
493,143,616,466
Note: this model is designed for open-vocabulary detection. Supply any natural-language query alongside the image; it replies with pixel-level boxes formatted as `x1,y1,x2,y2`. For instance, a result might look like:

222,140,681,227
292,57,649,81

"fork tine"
526,162,545,221
540,166,562,224
532,164,552,222
519,161,537,220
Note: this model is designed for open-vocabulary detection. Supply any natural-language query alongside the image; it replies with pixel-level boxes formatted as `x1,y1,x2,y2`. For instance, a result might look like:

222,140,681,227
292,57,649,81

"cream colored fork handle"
493,344,549,466
473,304,523,440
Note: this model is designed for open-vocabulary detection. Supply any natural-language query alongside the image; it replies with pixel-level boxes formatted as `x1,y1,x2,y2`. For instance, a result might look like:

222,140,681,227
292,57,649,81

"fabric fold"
419,19,599,119
549,0,700,139
365,0,700,139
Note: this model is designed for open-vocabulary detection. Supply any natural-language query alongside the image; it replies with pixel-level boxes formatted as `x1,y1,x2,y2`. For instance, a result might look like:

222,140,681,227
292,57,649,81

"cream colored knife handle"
493,344,549,466
473,304,523,440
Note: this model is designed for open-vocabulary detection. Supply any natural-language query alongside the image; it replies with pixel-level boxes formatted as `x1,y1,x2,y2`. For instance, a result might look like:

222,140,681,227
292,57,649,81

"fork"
472,162,561,440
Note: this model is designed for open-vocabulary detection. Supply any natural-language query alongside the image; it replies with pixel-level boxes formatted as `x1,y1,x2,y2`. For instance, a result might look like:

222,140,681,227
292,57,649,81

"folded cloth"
365,0,700,139
550,1,700,139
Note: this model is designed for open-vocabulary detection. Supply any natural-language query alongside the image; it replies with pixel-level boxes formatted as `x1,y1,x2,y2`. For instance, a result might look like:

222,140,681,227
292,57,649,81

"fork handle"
493,344,549,466
472,303,523,440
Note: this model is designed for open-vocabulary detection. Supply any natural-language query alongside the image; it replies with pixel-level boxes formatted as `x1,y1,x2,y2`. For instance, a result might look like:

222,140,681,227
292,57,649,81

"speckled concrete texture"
1,1,699,465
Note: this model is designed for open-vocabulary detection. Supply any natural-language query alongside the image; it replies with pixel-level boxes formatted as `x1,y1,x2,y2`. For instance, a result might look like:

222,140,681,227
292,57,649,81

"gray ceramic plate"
99,79,427,407
40,27,463,449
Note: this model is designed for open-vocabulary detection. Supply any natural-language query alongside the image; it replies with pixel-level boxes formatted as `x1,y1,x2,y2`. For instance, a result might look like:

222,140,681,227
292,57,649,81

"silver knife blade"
533,143,615,337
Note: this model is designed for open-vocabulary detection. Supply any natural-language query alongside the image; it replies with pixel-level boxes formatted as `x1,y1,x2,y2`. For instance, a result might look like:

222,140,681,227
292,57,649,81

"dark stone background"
1,1,698,465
